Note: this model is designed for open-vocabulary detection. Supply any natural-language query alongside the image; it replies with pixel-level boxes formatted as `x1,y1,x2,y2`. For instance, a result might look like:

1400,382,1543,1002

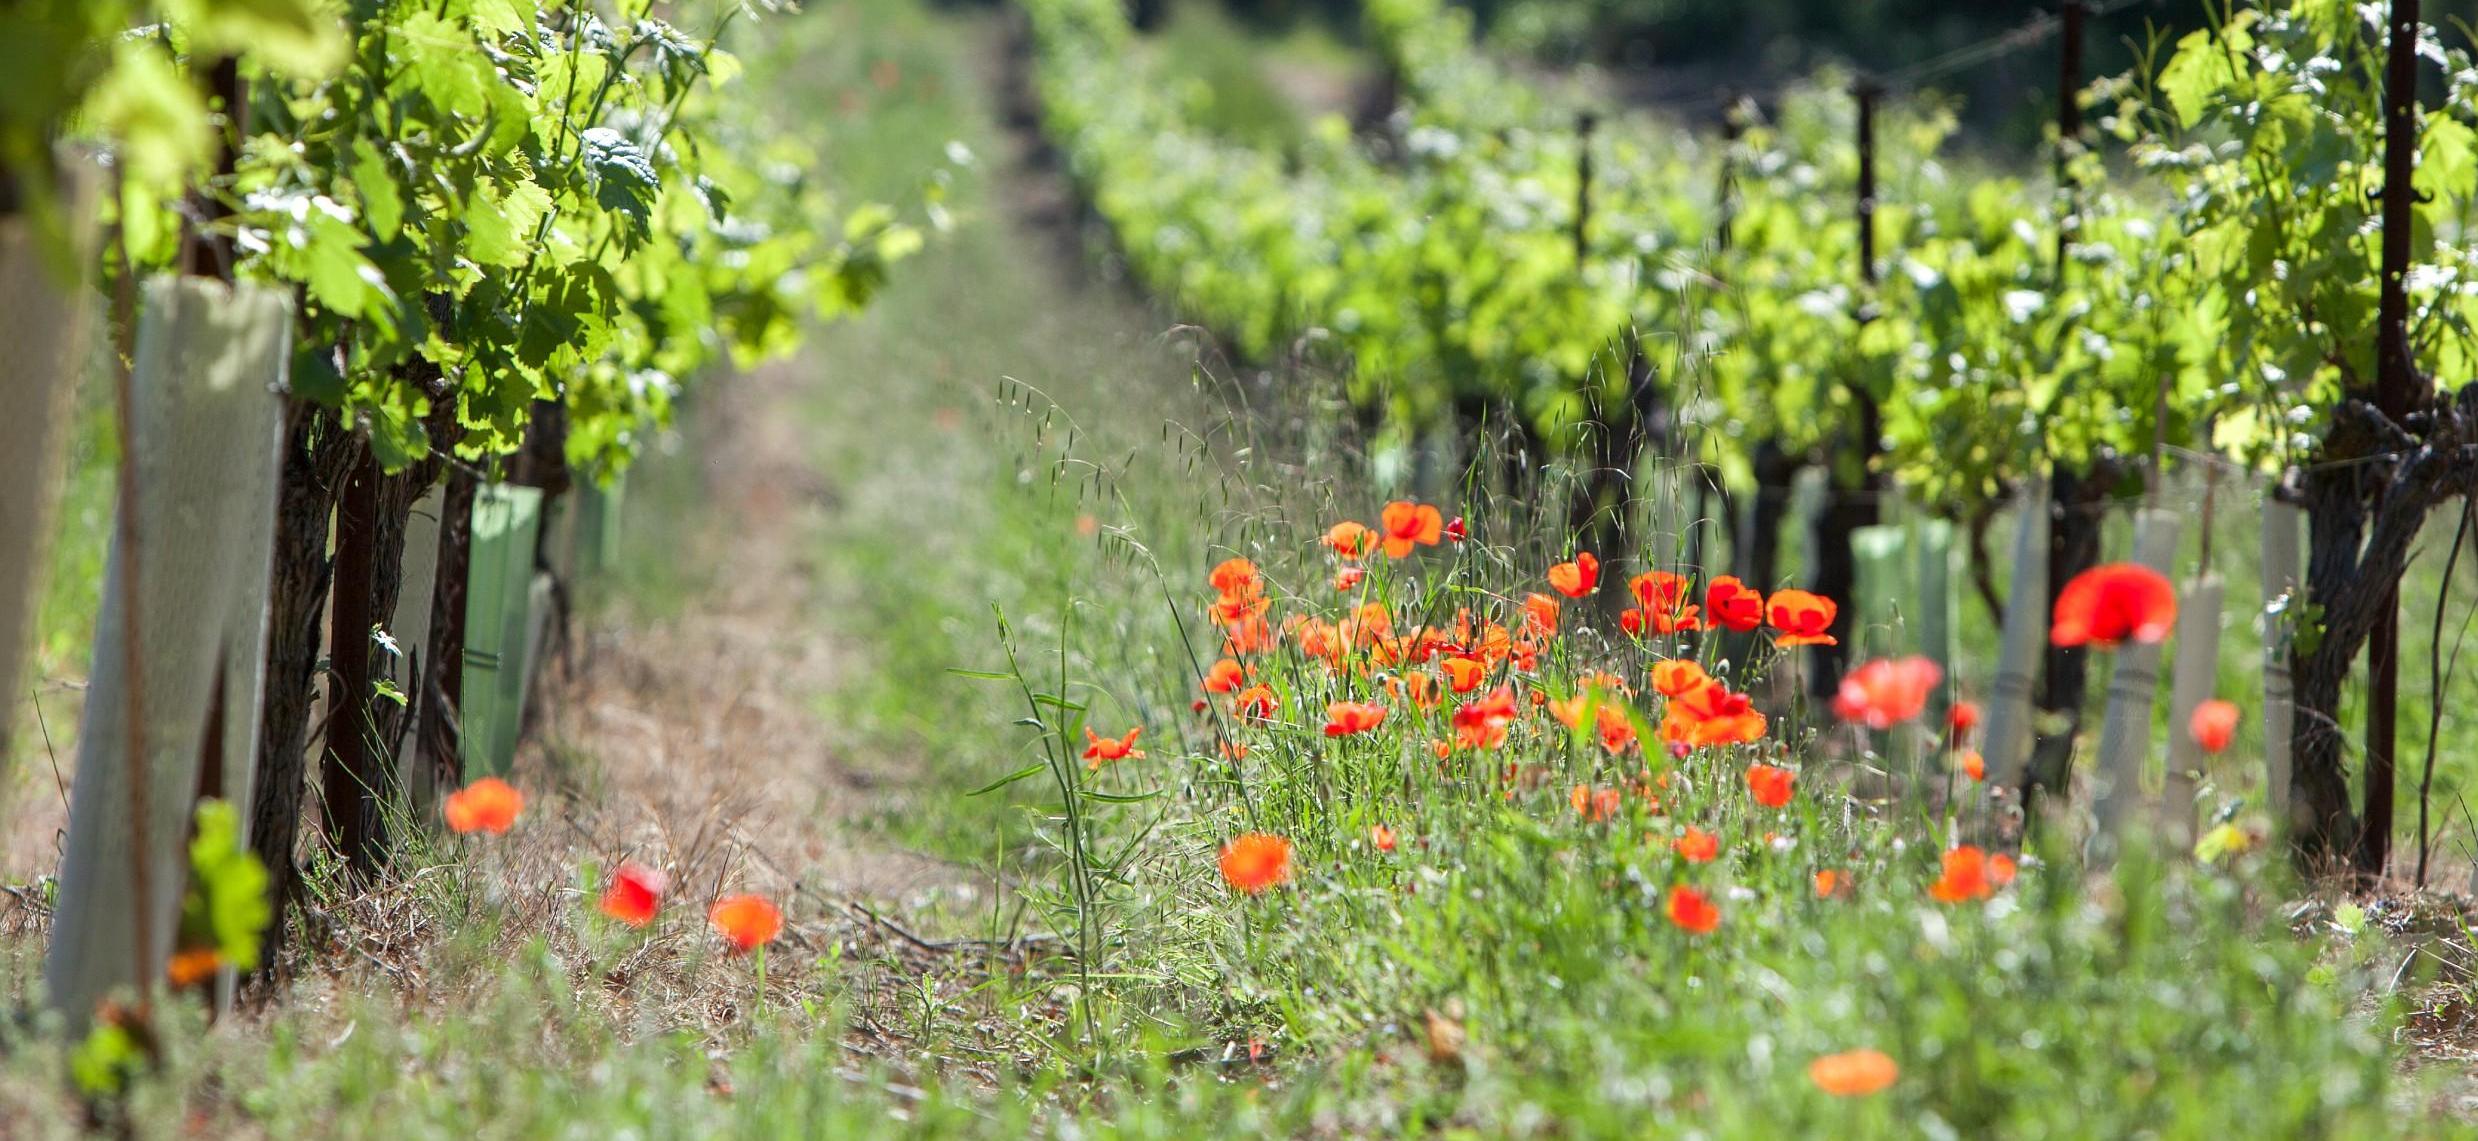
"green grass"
0,0,2469,1135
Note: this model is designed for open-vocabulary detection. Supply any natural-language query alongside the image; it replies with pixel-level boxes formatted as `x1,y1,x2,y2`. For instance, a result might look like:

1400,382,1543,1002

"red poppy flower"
1324,521,1375,560
1219,833,1293,894
1661,679,1768,747
1629,570,1688,610
1209,558,1262,599
2050,563,2177,648
1704,576,1765,633
1809,1049,1899,1096
1444,515,1467,542
1332,565,1367,592
1929,845,1999,903
1595,705,1639,754
1746,763,1795,808
1572,784,1623,822
1651,659,1710,699
1083,726,1145,770
1947,699,1982,737
1831,656,1944,730
1440,656,1488,693
1767,589,1839,647
1322,701,1388,737
1674,827,1720,863
443,777,524,835
1223,613,1274,657
1547,552,1601,599
1520,593,1561,635
2190,698,2240,754
1666,884,1720,934
1232,684,1279,721
600,862,667,928
166,947,221,987
708,894,783,954
1379,501,1445,558
1210,591,1270,627
1202,658,1247,694
1370,824,1397,853
1452,685,1520,750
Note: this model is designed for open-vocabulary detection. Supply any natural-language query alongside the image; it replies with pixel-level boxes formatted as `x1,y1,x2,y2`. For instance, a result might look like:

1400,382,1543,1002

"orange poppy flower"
1232,684,1279,721
1928,845,1999,903
1989,852,2019,885
1379,501,1445,558
1665,884,1720,934
166,947,221,987
1294,618,1344,666
1209,558,1262,599
1219,833,1293,894
1831,656,1943,730
600,862,667,928
2190,698,2240,754
443,777,524,835
1224,613,1274,657
1333,566,1367,592
1595,705,1639,754
1662,679,1768,748
1809,1049,1898,1096
1388,670,1441,710
1083,726,1145,770
1521,592,1561,635
1746,763,1795,808
1324,521,1375,560
1440,655,1489,693
1947,699,1982,736
2050,563,2177,648
1575,669,1631,695
1547,552,1601,599
1452,685,1520,750
1347,602,1395,645
1674,827,1720,863
1767,589,1838,647
708,894,783,954
1571,783,1623,822
1322,701,1389,737
1704,576,1765,633
1210,590,1270,627
1628,571,1698,625
1814,869,1846,898
1202,658,1248,694
1959,749,1987,782
1650,659,1710,699
1370,823,1397,852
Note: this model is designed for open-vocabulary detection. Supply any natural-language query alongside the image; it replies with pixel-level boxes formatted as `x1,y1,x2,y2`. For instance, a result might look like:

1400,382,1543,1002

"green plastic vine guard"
462,484,542,778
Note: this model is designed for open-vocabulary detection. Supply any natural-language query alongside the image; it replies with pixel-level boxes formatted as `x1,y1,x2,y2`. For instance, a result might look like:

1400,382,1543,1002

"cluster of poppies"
441,777,784,955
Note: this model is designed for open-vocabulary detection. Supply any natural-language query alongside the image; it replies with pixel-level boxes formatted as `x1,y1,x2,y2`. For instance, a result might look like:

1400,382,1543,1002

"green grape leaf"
80,40,213,194
167,0,348,77
179,799,273,972
581,127,658,229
